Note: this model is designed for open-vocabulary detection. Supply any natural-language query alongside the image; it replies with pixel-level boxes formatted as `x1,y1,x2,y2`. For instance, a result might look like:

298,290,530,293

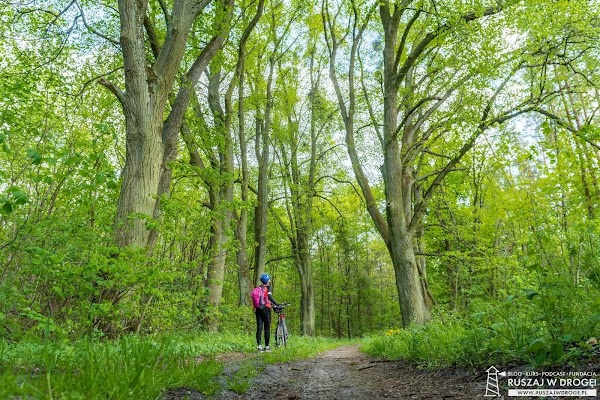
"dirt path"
243,346,379,399
166,346,599,399
166,345,486,399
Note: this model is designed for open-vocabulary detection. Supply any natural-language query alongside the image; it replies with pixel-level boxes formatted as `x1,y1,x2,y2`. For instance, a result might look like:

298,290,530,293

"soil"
164,345,600,400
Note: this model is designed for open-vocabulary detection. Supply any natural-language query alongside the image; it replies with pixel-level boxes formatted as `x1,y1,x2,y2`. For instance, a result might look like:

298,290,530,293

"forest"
1,0,600,397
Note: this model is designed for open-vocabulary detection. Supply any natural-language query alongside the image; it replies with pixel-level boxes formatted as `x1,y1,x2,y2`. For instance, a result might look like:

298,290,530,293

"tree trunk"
382,153,431,327
206,191,228,310
115,115,164,248
235,214,251,305
388,222,431,326
114,0,164,248
233,0,264,305
297,246,316,336
111,0,231,249
203,68,235,330
253,58,275,284
381,31,431,324
253,115,269,283
235,83,251,304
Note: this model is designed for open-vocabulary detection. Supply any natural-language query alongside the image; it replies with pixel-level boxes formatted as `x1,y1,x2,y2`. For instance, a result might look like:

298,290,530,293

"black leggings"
255,307,272,346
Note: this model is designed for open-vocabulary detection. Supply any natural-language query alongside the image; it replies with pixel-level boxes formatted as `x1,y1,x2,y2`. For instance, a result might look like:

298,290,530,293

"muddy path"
165,345,599,399
166,345,486,399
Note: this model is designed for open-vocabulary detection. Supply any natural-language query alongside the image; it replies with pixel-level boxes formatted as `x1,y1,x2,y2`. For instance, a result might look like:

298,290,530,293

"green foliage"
364,279,600,368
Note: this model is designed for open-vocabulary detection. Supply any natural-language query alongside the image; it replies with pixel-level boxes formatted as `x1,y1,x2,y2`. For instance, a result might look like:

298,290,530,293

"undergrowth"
363,286,600,369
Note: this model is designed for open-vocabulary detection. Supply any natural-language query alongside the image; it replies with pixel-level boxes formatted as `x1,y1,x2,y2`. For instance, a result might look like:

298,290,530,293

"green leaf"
95,173,106,184
12,190,28,205
2,201,13,214
528,338,546,353
26,148,42,165
559,334,573,343
65,155,80,166
523,289,539,300
550,341,564,360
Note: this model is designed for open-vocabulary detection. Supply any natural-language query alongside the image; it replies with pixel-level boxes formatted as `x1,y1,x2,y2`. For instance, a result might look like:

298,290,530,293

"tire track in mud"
166,345,600,399
225,345,395,399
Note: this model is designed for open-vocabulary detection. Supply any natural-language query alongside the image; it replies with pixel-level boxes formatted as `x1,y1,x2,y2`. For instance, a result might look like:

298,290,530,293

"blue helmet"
260,273,271,284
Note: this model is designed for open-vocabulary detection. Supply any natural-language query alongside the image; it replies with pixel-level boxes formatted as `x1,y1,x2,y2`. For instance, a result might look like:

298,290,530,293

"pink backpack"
251,285,269,308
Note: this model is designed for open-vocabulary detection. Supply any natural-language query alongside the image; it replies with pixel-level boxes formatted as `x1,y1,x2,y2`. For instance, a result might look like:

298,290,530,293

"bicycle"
273,303,290,348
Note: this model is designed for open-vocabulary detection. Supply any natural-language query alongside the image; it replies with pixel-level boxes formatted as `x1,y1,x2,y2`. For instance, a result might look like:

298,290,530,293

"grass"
0,333,353,399
226,361,259,394
0,334,225,399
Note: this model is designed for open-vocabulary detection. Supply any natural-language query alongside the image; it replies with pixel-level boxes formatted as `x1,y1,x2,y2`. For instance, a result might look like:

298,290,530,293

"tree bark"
111,0,232,250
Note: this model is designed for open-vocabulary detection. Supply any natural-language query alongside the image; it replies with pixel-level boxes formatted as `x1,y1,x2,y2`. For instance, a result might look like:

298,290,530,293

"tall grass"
0,333,249,399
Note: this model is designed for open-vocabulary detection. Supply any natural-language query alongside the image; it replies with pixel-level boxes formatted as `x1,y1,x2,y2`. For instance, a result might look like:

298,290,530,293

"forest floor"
164,345,600,400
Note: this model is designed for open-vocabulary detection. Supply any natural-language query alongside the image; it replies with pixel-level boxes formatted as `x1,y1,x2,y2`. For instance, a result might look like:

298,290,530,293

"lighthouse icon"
485,366,501,396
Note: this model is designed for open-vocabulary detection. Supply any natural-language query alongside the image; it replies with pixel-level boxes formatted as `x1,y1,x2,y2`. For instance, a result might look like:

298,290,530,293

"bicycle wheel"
276,324,285,348
281,323,288,347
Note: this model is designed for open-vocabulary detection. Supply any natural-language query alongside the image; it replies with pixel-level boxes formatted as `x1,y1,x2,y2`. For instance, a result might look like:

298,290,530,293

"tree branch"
144,15,161,59
75,0,120,46
97,78,126,107
532,107,600,151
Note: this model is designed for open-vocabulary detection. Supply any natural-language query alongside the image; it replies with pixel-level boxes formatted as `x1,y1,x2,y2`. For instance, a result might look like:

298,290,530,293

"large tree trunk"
388,225,431,325
111,0,231,250
383,133,431,326
380,6,432,325
206,196,229,312
235,79,252,304
234,0,264,305
236,82,252,304
253,116,268,284
116,115,164,248
289,216,315,335
235,213,251,305
114,0,164,248
202,68,235,330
